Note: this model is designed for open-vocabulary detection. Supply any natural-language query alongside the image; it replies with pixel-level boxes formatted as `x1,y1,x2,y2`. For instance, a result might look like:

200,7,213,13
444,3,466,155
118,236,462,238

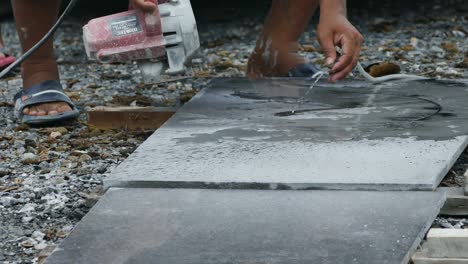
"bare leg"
247,0,319,78
12,0,71,116
0,25,5,59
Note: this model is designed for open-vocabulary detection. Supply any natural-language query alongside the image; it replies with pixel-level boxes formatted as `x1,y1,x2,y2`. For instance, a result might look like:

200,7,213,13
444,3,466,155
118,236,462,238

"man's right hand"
317,0,363,82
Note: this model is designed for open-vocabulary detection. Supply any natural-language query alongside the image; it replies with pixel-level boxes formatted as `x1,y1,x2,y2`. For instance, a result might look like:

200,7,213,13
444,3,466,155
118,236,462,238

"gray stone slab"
105,79,468,191
46,188,446,264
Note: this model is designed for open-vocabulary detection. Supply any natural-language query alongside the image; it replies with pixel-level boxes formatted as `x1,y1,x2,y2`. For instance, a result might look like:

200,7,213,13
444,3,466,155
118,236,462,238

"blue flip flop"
286,64,322,77
13,80,80,125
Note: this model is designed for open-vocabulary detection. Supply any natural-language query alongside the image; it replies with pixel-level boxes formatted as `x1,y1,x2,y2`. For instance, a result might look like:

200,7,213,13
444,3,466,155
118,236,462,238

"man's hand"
317,2,363,82
130,0,157,13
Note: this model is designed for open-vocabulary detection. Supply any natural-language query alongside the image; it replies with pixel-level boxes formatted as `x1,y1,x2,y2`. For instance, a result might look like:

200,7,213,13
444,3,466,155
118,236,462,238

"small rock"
456,54,468,69
22,216,34,223
430,45,444,53
47,151,62,159
24,135,38,148
0,196,15,207
13,140,26,149
69,208,86,220
46,127,68,134
77,167,92,176
35,242,48,251
32,230,45,241
442,42,459,54
62,160,77,169
19,203,36,214
79,154,92,163
40,168,52,174
21,238,36,248
22,153,40,165
0,167,11,177
96,165,107,174
191,58,203,64
452,29,466,38
68,155,79,162
167,83,177,91
84,193,101,208
49,131,62,139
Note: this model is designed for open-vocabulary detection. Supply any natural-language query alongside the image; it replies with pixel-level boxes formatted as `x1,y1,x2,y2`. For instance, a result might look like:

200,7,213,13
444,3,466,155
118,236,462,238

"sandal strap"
13,80,76,119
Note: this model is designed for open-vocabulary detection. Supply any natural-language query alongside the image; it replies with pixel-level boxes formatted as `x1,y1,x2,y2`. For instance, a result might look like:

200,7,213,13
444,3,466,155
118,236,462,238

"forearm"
319,0,347,17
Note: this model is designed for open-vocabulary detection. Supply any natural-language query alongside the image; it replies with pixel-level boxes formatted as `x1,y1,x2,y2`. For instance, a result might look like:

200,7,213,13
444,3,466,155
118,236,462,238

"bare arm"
317,0,363,82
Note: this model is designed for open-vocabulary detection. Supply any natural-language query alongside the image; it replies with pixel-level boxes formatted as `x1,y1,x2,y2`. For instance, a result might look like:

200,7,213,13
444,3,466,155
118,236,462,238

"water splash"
291,71,325,114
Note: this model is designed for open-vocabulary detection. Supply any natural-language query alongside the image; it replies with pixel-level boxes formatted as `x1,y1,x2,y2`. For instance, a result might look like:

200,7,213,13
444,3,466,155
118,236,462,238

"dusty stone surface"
106,78,468,191
46,188,445,264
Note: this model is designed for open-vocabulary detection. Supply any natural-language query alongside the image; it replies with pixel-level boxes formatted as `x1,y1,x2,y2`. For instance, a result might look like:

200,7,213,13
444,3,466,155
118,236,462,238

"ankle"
21,59,59,88
252,37,303,65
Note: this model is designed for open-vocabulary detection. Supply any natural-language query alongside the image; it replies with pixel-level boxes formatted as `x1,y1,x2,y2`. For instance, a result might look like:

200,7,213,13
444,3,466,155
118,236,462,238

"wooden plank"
412,251,468,264
87,106,177,130
419,229,468,259
439,195,468,216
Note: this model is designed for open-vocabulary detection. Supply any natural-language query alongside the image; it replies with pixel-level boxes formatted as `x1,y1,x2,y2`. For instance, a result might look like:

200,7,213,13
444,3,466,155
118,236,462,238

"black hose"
0,0,78,79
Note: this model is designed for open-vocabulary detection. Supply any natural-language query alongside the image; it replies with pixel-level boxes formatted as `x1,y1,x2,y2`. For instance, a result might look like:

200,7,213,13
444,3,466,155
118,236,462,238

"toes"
47,102,72,116
28,106,38,116
58,103,72,113
31,105,46,116
36,106,47,116
22,102,72,117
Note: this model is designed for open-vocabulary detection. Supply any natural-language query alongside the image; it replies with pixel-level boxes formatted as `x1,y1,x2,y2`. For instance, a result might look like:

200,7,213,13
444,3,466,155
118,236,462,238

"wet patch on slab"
105,78,468,191
190,78,468,143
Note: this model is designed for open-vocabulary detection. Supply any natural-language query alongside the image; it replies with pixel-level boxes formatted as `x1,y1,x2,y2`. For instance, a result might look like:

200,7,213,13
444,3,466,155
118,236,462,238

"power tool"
82,0,200,81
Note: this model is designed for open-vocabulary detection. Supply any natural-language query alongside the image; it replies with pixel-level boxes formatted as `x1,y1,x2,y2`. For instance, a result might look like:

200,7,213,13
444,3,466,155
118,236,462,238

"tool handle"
128,0,158,11
129,0,162,37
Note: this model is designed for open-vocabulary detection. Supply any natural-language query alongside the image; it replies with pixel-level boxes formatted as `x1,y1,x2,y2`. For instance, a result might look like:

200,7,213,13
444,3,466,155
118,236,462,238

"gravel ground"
1,1,468,263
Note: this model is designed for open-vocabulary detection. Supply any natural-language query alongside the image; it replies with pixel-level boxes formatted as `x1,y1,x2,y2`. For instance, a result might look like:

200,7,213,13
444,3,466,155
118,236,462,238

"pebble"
79,154,92,163
21,153,40,165
167,83,177,91
52,127,69,134
96,165,107,174
0,167,10,177
84,193,101,208
20,238,36,249
24,135,38,148
34,243,48,251
0,196,16,207
49,132,62,139
19,203,36,214
22,216,34,223
32,231,45,241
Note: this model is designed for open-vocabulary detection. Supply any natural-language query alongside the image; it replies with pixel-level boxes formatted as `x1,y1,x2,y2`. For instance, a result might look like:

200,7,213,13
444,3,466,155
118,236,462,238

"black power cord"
0,0,78,79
